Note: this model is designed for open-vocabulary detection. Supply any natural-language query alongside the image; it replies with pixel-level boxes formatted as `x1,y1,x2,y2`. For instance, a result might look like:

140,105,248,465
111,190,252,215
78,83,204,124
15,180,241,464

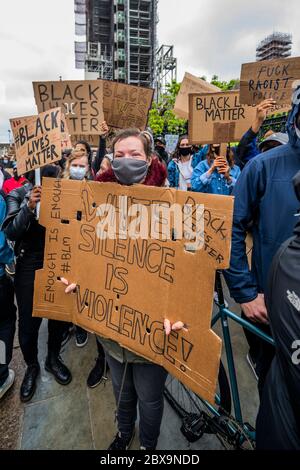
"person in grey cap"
235,99,289,169
258,132,289,153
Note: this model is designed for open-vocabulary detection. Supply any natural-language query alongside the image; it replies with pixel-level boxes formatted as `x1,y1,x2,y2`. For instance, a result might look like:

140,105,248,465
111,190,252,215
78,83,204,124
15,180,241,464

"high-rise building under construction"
74,0,158,87
256,32,292,62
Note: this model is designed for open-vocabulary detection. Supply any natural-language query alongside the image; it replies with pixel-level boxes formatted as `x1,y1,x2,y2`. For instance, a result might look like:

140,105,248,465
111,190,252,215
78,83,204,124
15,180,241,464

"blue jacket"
168,145,209,188
191,160,241,195
224,94,300,304
236,128,260,168
0,194,14,276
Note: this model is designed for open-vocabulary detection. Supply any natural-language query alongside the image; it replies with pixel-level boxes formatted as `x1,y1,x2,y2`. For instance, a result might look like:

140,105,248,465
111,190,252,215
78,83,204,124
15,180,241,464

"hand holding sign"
164,320,188,336
207,156,225,175
60,277,77,294
28,186,42,211
100,120,109,137
252,99,277,133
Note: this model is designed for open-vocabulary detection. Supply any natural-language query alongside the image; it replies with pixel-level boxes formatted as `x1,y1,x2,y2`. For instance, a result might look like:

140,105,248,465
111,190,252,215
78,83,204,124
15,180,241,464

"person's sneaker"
87,356,109,388
75,327,88,348
246,353,259,381
213,291,229,308
108,432,135,451
140,446,155,451
0,369,15,400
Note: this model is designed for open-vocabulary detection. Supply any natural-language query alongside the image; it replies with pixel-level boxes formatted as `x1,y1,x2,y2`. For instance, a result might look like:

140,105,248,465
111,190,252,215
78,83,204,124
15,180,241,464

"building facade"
75,0,158,87
256,32,292,62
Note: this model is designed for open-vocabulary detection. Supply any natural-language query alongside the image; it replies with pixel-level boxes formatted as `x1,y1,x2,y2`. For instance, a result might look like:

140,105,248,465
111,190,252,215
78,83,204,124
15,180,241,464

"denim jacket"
191,160,241,195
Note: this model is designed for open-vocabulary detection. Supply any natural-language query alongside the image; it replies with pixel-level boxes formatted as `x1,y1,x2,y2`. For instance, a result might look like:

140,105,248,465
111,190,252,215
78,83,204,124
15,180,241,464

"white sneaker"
0,369,15,400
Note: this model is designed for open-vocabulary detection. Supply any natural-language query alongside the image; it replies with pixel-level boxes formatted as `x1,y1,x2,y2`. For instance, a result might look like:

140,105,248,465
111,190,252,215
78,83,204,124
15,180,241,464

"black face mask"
155,146,165,157
179,147,192,157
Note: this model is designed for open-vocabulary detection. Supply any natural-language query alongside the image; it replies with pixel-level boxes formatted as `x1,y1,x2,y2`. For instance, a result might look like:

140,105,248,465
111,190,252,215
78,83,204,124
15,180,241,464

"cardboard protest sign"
99,80,154,130
10,108,62,174
33,179,233,404
165,134,179,155
240,57,300,105
33,80,105,135
189,91,256,145
61,114,72,151
174,72,221,120
71,134,99,148
266,103,291,116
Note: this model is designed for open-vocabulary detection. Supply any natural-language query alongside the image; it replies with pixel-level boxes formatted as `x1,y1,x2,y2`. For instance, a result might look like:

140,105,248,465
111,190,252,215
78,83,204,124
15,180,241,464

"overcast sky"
1,0,299,142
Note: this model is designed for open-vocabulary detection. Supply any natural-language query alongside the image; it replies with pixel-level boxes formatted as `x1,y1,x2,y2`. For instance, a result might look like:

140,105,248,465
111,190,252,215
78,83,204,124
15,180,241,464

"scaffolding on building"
126,0,157,87
74,0,87,69
74,0,159,86
85,42,114,79
256,32,292,62
155,45,177,101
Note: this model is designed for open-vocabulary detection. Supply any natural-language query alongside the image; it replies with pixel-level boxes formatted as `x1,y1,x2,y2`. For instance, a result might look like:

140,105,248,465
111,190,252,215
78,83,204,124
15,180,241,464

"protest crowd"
0,71,300,452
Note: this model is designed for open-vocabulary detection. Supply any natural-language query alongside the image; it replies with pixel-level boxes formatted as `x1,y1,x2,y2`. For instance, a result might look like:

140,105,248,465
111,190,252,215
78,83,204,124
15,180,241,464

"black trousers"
0,273,16,386
14,252,66,366
241,311,275,397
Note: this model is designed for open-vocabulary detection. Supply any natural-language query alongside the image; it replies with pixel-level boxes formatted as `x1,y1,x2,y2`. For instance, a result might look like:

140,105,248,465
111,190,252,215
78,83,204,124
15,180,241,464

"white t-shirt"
177,159,193,191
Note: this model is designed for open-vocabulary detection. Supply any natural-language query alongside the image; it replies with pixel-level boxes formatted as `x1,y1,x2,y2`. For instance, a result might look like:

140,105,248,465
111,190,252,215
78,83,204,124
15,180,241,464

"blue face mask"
70,166,86,181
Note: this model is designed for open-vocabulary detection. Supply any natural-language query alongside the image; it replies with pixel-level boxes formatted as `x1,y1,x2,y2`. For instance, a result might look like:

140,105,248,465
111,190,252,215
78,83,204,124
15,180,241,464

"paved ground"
0,291,259,450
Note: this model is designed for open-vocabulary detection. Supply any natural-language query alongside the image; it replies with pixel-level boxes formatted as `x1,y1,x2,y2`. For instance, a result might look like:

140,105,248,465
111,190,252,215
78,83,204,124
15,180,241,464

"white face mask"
70,166,86,180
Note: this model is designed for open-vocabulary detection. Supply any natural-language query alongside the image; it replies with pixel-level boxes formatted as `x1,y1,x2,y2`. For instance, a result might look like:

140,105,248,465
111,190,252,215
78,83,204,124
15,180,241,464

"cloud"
0,0,83,141
158,0,300,81
1,0,300,141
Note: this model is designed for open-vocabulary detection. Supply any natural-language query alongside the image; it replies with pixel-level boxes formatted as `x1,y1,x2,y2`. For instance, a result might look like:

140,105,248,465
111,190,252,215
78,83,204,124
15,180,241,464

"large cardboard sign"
61,114,72,151
33,80,105,135
174,72,220,120
100,80,154,130
240,57,300,105
10,108,62,174
33,179,234,404
189,91,256,144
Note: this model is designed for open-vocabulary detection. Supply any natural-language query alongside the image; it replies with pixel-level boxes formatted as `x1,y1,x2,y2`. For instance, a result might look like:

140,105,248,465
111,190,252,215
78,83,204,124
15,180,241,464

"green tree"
210,75,239,91
148,80,187,137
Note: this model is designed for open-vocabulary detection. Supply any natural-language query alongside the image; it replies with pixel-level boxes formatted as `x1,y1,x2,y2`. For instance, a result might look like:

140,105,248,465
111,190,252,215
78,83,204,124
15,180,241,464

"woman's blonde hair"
62,150,91,179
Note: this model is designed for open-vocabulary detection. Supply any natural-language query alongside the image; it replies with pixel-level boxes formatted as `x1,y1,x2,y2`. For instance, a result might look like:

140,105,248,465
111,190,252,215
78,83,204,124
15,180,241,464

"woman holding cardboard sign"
191,144,241,195
63,129,186,451
62,149,110,389
167,135,207,191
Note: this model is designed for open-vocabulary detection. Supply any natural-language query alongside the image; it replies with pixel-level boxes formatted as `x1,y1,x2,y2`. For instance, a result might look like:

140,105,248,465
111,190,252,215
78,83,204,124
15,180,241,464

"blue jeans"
106,353,168,449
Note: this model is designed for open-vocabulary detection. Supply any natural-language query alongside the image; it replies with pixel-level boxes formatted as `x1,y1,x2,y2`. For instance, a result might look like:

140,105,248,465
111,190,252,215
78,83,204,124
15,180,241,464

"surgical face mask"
179,147,192,157
70,166,86,180
3,159,8,164
112,157,149,185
